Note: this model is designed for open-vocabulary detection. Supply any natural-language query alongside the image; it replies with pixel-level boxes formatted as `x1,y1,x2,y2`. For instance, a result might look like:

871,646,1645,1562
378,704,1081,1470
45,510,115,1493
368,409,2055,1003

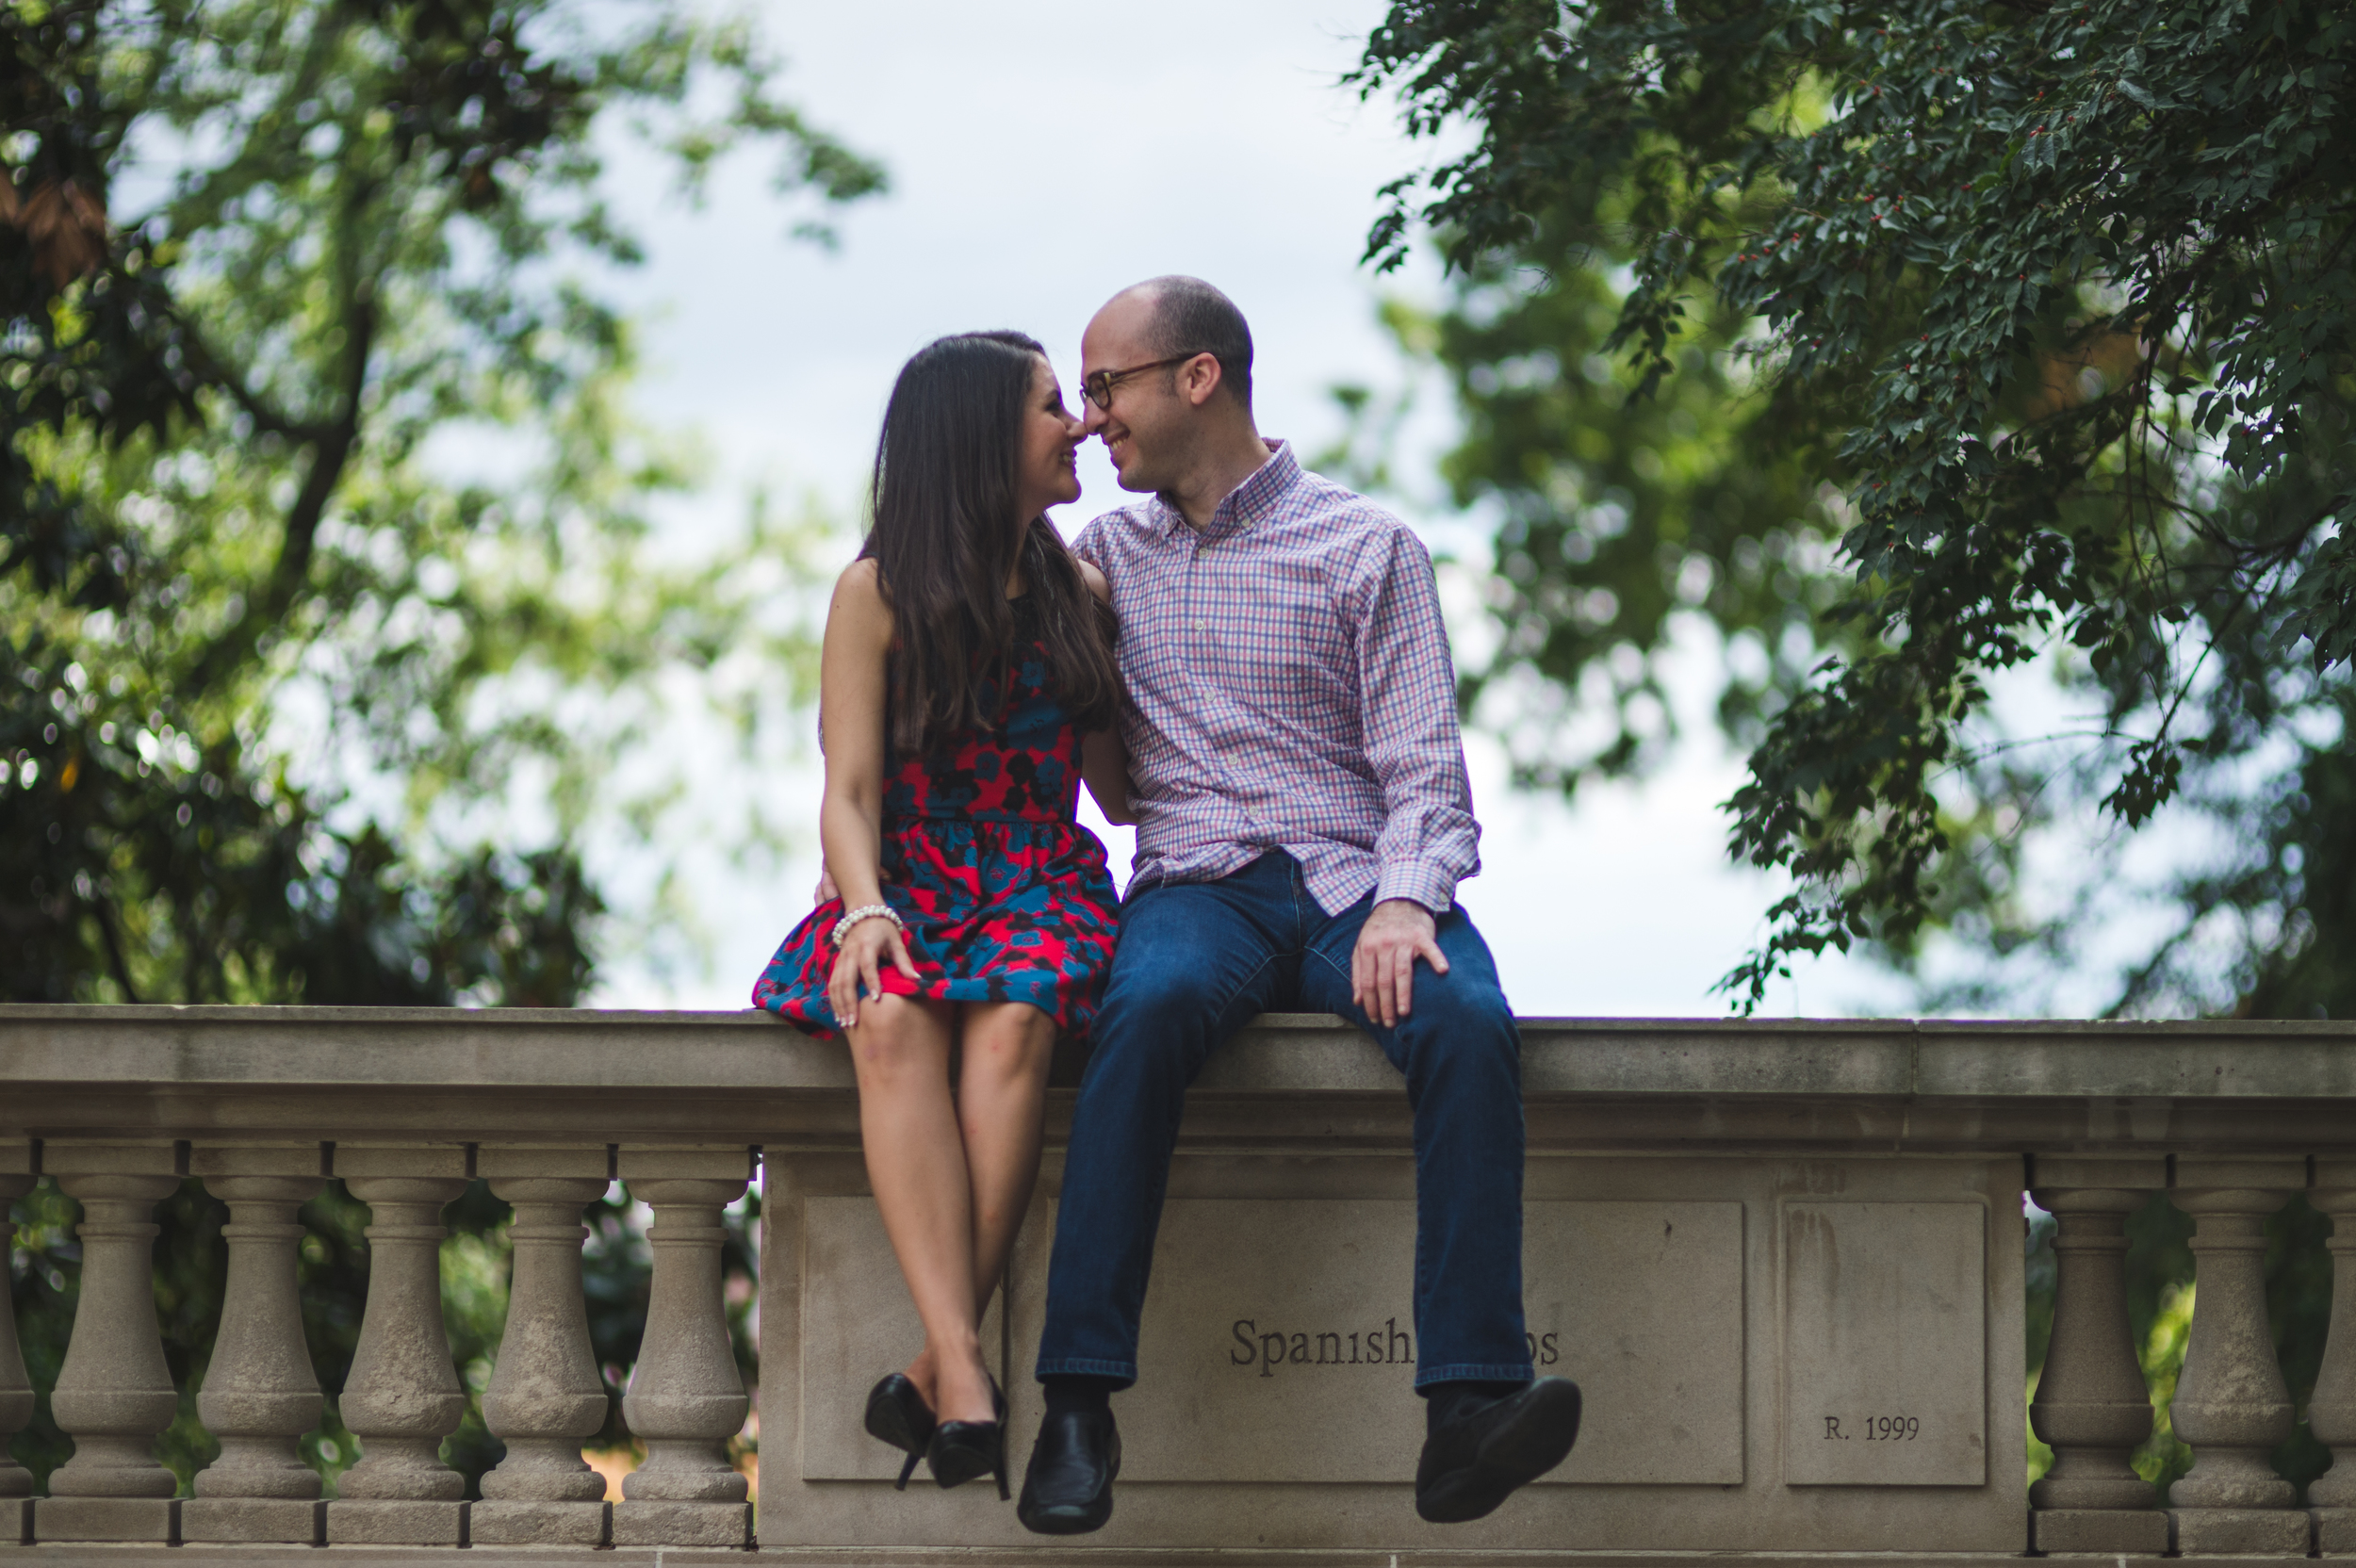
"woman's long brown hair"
863,331,1122,759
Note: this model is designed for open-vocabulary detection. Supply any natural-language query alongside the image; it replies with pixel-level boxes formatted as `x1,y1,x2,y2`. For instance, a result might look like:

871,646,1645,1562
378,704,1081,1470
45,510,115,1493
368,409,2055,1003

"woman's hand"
827,914,919,1030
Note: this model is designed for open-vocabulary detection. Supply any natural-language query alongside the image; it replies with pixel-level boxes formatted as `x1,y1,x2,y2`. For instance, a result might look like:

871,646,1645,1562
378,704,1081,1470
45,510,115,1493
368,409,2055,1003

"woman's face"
1015,354,1085,521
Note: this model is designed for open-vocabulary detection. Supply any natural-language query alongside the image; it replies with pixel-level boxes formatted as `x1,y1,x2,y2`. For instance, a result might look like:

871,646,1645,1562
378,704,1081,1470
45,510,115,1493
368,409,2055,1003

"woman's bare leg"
845,991,994,1425
955,1001,1058,1320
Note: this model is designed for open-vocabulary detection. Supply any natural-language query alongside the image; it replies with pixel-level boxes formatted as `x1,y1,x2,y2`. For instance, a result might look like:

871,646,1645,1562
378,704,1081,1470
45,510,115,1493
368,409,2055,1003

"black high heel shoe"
925,1375,1009,1499
864,1372,938,1491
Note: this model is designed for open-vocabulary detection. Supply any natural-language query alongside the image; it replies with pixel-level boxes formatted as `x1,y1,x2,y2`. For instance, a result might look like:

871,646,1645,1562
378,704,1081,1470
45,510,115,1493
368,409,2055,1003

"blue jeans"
1035,851,1532,1390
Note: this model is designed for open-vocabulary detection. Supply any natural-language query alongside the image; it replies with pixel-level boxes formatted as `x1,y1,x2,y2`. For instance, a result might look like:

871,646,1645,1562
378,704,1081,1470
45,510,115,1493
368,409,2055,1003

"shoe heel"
991,1376,1009,1498
895,1449,920,1492
867,1372,937,1459
926,1421,1006,1492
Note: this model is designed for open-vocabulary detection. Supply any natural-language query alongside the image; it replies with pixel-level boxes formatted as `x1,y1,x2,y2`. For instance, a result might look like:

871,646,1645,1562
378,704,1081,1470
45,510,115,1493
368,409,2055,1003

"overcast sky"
575,0,1895,1018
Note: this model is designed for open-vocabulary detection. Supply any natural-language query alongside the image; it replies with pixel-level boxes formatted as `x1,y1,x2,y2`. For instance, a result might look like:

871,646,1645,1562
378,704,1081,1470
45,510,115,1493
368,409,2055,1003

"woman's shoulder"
826,558,892,646
832,557,891,612
1076,558,1111,606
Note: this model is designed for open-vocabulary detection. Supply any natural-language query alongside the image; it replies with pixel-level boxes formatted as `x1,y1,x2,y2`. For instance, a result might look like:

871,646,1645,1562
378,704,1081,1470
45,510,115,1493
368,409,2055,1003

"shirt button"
1192,619,1206,630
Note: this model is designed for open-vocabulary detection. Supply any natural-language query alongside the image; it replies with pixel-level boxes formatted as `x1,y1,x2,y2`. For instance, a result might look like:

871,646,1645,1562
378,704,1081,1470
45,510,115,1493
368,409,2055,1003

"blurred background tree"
5,0,869,1493
2,0,874,1006
1349,0,2351,1501
1350,0,2353,1021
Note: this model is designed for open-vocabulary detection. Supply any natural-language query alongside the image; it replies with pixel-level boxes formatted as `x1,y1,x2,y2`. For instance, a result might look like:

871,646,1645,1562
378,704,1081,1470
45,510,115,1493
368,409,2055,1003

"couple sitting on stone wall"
748,277,1581,1533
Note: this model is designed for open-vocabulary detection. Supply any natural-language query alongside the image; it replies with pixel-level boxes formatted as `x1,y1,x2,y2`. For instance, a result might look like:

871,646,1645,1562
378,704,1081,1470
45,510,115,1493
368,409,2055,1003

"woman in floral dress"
752,332,1128,1497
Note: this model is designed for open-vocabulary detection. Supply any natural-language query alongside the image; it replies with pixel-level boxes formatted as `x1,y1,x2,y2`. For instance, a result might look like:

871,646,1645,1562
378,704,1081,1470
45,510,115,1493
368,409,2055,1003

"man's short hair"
1140,275,1252,410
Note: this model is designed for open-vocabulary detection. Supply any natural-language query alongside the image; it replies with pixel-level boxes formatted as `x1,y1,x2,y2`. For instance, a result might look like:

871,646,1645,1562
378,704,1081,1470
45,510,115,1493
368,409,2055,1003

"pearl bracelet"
831,903,907,948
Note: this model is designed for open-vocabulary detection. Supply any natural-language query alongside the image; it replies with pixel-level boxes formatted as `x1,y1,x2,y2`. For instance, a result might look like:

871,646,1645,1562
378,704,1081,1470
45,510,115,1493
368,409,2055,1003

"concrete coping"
2,1004,2354,1102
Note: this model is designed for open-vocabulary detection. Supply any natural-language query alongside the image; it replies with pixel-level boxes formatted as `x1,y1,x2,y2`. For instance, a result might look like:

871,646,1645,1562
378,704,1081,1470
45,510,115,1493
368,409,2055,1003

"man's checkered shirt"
1073,441,1481,916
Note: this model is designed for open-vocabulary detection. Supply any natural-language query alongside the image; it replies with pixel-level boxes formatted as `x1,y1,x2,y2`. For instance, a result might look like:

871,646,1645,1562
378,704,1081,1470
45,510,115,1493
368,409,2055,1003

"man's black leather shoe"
1415,1377,1581,1524
1016,1405,1120,1535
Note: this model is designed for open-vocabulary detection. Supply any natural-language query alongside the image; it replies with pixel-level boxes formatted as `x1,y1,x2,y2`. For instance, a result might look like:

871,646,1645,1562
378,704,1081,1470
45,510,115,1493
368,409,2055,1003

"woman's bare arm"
1074,560,1136,825
815,559,916,1023
1081,727,1135,825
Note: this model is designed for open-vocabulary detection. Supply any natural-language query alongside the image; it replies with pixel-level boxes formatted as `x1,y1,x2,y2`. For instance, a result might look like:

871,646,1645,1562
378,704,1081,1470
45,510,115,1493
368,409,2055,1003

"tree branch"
177,317,337,443
89,887,141,1004
182,292,377,700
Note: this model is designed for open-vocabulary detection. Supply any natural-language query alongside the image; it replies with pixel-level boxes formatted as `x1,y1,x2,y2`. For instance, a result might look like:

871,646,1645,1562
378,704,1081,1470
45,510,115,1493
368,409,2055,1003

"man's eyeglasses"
1078,353,1203,412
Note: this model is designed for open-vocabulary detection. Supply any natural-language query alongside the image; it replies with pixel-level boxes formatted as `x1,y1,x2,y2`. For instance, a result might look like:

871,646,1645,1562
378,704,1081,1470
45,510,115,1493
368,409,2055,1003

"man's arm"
1355,523,1481,908
1348,521,1481,1026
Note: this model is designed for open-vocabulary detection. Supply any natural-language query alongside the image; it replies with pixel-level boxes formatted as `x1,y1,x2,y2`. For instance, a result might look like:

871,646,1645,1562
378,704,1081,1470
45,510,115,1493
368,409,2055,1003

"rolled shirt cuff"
1374,858,1456,915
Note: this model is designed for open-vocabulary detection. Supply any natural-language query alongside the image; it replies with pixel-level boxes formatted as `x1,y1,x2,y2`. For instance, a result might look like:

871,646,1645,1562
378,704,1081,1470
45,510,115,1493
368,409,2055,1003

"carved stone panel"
797,1198,1004,1481
1782,1200,1988,1486
1120,1197,1416,1485
766,1154,2028,1555
1100,1198,1742,1485
1530,1199,1745,1485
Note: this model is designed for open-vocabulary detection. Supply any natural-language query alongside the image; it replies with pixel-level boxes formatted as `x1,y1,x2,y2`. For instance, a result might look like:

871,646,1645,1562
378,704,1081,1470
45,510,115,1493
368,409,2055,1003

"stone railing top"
5,1004,2355,1154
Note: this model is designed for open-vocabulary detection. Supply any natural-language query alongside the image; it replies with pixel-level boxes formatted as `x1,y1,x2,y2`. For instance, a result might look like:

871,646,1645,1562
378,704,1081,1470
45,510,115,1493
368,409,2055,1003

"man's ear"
1180,351,1224,408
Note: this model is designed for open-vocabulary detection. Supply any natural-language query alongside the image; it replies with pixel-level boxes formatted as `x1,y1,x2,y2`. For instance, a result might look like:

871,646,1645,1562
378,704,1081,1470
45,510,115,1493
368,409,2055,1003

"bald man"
1017,277,1580,1534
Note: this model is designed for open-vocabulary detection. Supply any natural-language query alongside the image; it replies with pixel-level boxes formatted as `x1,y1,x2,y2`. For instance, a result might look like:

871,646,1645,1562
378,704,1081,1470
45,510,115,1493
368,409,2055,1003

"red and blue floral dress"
752,597,1121,1039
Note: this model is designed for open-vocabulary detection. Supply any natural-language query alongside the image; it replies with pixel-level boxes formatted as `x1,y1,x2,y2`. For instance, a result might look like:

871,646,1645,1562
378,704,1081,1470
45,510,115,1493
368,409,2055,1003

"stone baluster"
471,1148,612,1548
2167,1158,2308,1555
2307,1160,2356,1555
2,1148,36,1547
327,1148,471,1546
35,1144,182,1544
182,1148,325,1544
753,1148,794,1543
2027,1158,2168,1553
614,1151,753,1548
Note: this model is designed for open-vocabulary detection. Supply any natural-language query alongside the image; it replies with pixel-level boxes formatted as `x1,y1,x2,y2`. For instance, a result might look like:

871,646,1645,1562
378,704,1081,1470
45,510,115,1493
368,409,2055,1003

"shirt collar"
1151,439,1297,540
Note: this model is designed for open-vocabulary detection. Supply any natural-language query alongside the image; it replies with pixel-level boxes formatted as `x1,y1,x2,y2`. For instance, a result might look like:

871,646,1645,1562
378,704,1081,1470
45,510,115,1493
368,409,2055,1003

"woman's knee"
959,1004,1055,1090
848,996,949,1086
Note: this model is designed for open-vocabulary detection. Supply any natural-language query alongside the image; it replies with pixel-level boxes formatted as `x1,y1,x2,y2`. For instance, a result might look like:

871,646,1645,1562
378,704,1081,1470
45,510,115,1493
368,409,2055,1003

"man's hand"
1351,898,1449,1028
814,864,839,905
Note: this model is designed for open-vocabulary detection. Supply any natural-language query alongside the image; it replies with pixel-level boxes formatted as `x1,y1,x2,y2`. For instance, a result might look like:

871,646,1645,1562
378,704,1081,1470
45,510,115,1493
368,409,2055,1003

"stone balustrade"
3,1005,2356,1564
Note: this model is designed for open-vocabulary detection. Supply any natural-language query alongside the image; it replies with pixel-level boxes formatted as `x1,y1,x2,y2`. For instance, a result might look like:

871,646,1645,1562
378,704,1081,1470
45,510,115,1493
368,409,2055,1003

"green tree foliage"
1350,0,2355,1016
1352,1,2349,1500
1322,228,1855,796
2,0,875,1005
6,0,860,1494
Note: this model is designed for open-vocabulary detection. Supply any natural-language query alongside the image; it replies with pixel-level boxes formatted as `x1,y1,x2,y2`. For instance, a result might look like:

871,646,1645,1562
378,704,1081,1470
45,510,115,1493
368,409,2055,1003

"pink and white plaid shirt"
1073,441,1481,916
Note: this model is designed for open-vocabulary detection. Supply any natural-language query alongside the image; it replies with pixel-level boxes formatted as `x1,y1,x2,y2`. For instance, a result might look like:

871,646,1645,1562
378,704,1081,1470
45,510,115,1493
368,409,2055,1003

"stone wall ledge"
6,1005,2356,1153
0,1547,2320,1567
